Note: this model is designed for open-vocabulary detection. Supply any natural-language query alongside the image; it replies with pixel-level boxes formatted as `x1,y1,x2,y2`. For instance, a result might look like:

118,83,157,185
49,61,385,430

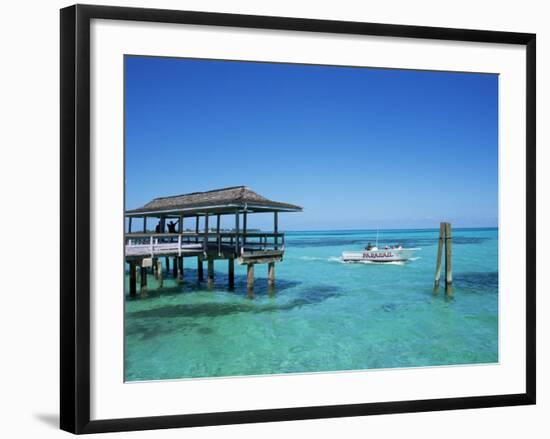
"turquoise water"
124,228,498,381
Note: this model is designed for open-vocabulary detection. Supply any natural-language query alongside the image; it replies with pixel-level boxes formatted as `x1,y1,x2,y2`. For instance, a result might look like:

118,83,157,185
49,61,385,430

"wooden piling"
228,257,235,289
247,264,254,292
268,262,275,287
140,265,148,294
433,223,445,293
129,262,136,297
177,256,184,283
153,257,158,279
197,256,204,281
156,259,163,288
434,222,453,296
445,222,453,296
207,259,214,289
165,256,170,274
172,256,178,278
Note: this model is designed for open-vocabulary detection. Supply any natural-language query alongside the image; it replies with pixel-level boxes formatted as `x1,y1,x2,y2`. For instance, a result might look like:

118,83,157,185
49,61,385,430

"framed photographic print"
60,4,536,434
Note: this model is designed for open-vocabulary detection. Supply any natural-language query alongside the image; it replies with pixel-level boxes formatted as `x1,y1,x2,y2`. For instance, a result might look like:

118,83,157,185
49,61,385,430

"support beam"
207,259,214,289
178,215,183,233
172,256,178,277
165,256,170,274
197,256,204,281
129,262,136,297
128,217,133,234
228,257,235,289
143,217,147,233
153,257,158,279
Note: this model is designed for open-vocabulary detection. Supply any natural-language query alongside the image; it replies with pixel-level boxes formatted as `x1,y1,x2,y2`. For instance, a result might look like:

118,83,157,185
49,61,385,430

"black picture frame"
60,4,536,434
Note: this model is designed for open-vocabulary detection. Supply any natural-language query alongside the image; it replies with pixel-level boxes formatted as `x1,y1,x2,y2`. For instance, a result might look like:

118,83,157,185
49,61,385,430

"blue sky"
125,56,498,231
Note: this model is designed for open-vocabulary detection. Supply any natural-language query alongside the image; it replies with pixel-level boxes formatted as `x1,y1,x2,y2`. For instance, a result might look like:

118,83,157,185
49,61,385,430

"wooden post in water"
197,256,204,281
140,265,148,294
228,256,235,289
129,262,136,297
177,256,184,283
434,222,453,296
152,257,158,279
165,256,170,274
247,264,254,293
156,259,163,288
433,223,445,293
268,262,275,288
172,256,178,278
445,222,453,296
207,259,214,289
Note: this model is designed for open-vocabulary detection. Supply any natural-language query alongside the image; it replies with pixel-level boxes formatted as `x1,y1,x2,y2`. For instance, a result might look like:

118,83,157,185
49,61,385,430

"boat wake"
339,256,421,265
299,256,421,265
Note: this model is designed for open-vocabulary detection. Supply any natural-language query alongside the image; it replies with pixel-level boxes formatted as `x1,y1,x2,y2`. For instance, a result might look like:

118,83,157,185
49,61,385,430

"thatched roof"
126,186,302,217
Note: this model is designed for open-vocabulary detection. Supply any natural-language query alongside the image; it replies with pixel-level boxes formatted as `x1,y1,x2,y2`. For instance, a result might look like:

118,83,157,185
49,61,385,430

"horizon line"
283,226,498,232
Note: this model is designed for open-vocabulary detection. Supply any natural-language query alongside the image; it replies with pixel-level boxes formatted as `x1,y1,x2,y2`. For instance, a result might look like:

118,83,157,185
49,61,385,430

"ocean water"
124,228,498,381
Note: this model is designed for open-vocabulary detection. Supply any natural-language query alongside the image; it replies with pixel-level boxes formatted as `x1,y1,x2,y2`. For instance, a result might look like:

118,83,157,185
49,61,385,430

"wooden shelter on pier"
125,186,302,296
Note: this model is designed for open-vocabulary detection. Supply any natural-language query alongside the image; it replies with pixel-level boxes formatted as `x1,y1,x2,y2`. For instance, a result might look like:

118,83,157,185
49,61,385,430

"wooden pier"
125,186,302,296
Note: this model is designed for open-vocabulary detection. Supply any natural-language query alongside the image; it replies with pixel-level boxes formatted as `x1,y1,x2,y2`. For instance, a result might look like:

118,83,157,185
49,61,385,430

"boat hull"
341,248,419,262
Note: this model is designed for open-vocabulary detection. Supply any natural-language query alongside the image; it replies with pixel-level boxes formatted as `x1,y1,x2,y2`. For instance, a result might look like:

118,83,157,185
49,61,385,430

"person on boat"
365,242,373,250
155,222,161,233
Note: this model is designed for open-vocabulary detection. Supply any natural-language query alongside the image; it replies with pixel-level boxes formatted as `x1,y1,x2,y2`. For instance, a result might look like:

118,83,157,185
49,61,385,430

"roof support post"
143,217,147,233
204,214,209,252
128,217,132,234
216,214,221,256
235,211,240,254
274,212,279,250
195,216,199,243
178,215,183,233
243,211,247,248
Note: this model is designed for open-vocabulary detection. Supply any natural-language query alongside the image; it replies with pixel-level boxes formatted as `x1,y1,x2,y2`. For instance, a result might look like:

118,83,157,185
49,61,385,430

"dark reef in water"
453,271,498,294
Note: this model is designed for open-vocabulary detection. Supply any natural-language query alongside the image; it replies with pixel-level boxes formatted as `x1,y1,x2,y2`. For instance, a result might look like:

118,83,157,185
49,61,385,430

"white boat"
341,245,420,263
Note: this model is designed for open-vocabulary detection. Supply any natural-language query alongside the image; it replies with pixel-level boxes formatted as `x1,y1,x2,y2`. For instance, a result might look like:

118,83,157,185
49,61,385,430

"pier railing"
125,232,285,258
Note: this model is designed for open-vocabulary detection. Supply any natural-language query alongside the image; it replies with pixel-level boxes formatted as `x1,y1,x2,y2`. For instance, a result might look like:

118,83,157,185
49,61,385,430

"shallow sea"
124,228,498,381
